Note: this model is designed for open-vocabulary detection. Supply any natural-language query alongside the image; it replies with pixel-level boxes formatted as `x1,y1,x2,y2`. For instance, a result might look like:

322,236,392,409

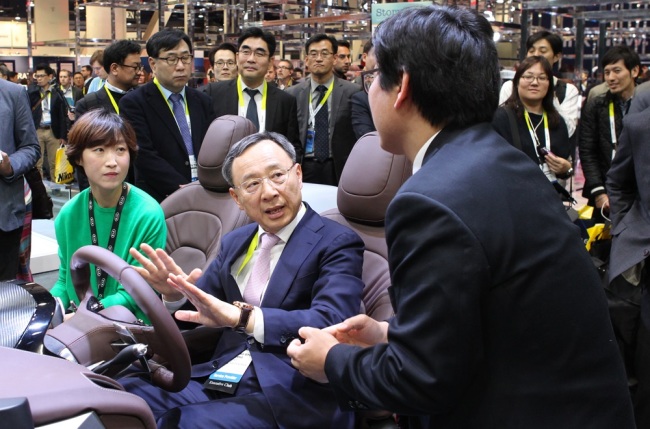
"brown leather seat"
321,132,411,322
162,115,256,274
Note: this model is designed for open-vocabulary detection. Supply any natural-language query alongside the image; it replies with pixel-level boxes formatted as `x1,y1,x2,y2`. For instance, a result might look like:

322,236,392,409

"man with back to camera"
123,131,364,428
0,77,40,281
286,34,360,186
74,39,144,191
202,28,301,158
579,45,640,220
287,6,635,429
207,42,238,83
119,28,215,203
499,30,581,139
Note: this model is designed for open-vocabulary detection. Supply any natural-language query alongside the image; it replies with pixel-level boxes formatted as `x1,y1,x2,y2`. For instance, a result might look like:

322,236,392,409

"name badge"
189,154,198,182
305,127,315,155
203,350,252,394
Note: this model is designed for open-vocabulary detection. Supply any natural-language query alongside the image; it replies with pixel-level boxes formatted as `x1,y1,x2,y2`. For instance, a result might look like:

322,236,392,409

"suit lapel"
297,82,311,143
264,86,278,131
186,88,205,153
146,83,186,153
261,207,323,308
329,78,343,142
226,80,239,116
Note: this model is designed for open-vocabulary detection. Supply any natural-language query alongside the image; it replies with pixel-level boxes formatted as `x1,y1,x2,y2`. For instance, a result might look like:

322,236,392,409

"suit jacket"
0,79,40,232
350,90,376,140
325,123,634,428
119,82,215,202
607,110,650,281
286,77,360,178
28,84,68,140
629,80,650,115
191,205,364,428
202,79,301,159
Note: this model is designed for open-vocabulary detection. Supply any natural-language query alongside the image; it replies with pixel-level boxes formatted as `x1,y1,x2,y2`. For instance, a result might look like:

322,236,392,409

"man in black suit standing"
286,34,360,185
288,6,635,429
202,28,300,158
120,29,214,203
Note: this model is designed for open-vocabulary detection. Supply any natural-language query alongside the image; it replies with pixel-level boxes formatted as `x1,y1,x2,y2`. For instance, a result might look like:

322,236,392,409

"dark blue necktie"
244,88,260,130
314,85,329,161
169,93,194,156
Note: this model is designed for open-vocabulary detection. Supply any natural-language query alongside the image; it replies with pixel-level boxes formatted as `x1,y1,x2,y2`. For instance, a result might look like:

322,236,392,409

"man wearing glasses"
276,59,295,90
203,28,300,158
86,50,109,94
207,42,238,82
74,40,144,190
120,29,215,203
123,131,364,428
286,34,361,186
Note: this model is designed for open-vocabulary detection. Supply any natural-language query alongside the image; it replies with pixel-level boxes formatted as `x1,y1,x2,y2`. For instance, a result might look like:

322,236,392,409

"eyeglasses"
157,55,193,66
521,74,549,84
234,163,296,194
361,68,379,93
239,48,269,59
277,65,292,70
307,50,333,59
119,63,144,72
215,60,236,68
34,74,48,78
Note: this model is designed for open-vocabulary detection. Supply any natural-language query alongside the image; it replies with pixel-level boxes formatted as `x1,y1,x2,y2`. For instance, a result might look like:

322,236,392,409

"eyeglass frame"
307,50,333,59
520,74,549,84
118,63,144,72
215,60,236,68
34,74,49,79
277,65,292,71
233,163,297,194
156,54,194,66
361,68,380,93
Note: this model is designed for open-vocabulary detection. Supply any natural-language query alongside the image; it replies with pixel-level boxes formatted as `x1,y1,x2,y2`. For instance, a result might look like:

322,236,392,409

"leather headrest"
198,115,257,192
337,132,412,226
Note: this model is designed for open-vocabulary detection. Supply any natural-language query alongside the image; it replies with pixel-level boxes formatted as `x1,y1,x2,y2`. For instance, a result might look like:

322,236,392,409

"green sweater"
52,185,167,324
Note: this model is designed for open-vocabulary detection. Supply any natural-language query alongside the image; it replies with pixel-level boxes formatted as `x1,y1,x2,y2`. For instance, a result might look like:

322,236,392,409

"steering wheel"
45,245,191,392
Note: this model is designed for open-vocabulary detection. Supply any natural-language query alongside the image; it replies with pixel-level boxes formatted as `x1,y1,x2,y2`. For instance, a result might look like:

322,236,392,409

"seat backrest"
162,115,256,274
321,132,411,321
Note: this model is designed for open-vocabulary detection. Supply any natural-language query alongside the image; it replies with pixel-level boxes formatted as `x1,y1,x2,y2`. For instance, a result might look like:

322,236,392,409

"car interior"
0,117,411,429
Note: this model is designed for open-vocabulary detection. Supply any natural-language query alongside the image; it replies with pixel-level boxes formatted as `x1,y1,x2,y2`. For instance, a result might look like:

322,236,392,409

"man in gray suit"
0,78,40,280
629,80,650,114
286,34,360,185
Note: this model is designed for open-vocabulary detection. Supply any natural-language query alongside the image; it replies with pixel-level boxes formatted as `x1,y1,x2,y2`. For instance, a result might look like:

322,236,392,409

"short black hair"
305,34,338,55
146,28,193,59
103,40,142,73
602,45,641,72
73,71,83,78
237,27,276,58
35,63,55,76
81,65,92,74
373,5,500,129
337,39,351,50
209,42,237,66
526,30,563,56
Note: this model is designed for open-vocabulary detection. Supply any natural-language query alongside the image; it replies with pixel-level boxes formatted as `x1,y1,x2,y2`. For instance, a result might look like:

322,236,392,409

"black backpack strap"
555,80,567,104
504,107,522,152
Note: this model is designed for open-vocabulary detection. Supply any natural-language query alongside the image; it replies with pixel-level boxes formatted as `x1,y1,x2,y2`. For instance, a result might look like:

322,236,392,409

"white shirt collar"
257,203,307,244
412,130,442,174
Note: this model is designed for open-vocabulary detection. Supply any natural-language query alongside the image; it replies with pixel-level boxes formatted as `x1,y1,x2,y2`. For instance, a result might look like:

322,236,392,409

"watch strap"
233,301,253,332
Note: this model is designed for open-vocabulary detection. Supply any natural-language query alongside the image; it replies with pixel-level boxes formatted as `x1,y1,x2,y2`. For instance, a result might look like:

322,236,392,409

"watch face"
234,301,254,310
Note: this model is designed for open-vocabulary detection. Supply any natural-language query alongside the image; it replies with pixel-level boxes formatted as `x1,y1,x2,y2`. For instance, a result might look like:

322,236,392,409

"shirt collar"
412,131,442,174
104,81,128,95
239,76,265,94
257,203,306,244
310,75,335,93
158,82,187,102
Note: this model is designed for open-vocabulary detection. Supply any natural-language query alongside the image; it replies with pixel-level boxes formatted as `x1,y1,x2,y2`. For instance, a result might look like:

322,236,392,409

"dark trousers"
302,158,337,186
0,227,23,281
608,266,650,428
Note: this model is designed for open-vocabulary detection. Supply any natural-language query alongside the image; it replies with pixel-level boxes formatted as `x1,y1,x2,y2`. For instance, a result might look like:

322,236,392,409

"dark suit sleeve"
629,84,650,115
325,192,486,415
285,95,303,161
350,91,375,140
578,97,605,199
607,115,639,228
119,90,190,200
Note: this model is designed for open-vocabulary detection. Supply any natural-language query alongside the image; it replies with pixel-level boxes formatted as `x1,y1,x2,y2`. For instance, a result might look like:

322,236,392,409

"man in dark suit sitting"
288,6,635,429
124,131,364,428
120,29,215,202
202,28,300,159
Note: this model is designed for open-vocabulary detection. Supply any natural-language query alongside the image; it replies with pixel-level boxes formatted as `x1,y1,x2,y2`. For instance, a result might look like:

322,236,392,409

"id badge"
540,162,557,182
203,350,252,394
189,154,198,182
305,127,315,155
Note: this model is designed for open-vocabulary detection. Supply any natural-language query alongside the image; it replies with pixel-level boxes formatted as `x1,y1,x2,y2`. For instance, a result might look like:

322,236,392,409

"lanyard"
608,101,617,159
40,90,51,110
237,231,260,276
153,77,190,117
104,85,119,114
524,110,550,163
237,76,268,132
308,80,335,126
88,183,128,299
